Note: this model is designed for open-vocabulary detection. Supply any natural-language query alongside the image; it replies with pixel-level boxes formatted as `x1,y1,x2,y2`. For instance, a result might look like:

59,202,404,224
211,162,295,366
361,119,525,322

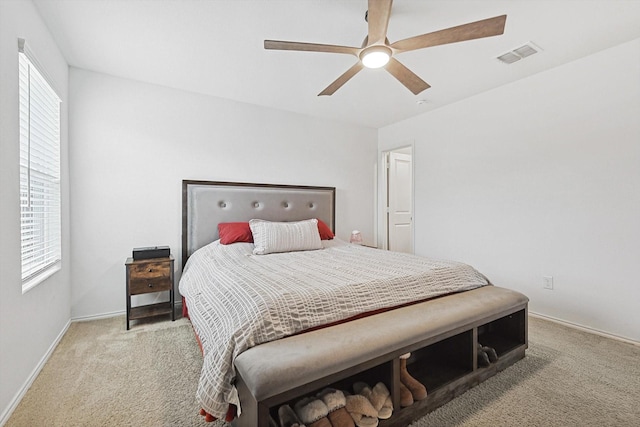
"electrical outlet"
543,276,554,290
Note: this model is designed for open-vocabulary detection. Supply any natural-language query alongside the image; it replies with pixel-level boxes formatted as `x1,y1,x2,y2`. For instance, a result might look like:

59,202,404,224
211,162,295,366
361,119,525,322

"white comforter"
179,239,489,418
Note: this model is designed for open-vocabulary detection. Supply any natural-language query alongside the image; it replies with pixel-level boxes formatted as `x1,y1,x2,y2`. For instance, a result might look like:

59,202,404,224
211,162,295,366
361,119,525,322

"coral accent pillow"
249,219,323,255
316,219,334,240
218,222,253,245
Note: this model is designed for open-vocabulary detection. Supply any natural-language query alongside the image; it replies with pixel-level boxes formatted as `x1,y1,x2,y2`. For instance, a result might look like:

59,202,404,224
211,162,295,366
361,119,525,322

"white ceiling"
33,0,640,129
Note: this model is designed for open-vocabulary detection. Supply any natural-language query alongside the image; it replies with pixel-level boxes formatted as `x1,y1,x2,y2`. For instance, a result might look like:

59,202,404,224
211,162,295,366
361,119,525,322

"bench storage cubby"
233,286,528,427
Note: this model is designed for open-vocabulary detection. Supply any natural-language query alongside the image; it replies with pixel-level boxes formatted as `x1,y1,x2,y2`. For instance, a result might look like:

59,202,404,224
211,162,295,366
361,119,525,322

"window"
19,39,62,292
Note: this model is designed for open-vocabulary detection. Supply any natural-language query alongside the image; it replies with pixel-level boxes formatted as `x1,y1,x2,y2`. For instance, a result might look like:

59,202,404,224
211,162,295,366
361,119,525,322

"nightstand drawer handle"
148,268,153,272
148,283,153,288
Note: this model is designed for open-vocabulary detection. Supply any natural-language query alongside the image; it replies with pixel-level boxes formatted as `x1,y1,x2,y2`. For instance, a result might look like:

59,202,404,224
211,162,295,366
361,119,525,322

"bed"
179,180,528,426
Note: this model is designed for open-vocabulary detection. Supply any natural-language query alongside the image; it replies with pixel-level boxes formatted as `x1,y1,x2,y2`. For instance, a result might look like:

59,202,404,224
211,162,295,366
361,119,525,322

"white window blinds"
19,40,62,289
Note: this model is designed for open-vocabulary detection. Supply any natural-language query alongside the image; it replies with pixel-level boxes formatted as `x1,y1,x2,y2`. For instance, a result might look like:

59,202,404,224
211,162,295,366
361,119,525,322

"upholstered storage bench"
233,285,529,427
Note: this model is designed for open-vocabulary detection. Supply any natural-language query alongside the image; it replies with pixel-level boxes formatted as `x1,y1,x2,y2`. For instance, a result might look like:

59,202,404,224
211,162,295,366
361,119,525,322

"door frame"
377,142,415,252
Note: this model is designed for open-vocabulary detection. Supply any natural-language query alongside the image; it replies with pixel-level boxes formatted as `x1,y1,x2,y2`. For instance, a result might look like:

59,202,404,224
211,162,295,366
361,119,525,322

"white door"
388,152,413,253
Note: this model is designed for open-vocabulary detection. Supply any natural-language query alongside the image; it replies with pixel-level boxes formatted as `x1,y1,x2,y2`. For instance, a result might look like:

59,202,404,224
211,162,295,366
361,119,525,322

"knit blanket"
178,239,489,418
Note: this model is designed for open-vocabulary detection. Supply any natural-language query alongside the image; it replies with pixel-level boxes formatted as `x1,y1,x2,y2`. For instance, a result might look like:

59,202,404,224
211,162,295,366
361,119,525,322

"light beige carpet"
6,316,207,427
6,315,640,427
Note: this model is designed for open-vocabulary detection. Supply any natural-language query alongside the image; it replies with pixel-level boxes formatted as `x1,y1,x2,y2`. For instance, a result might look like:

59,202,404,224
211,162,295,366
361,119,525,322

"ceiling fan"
264,0,506,96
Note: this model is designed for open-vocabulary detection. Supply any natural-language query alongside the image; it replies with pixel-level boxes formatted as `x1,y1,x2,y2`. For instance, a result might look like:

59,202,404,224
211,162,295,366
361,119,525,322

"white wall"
0,0,71,422
379,39,640,342
69,68,378,319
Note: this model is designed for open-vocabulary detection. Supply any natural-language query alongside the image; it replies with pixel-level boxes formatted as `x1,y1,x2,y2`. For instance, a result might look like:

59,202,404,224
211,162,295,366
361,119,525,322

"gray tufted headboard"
182,180,336,268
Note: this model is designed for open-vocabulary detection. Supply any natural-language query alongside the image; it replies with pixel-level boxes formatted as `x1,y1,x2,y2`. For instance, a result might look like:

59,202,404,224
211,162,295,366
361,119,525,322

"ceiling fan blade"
384,57,430,95
367,0,393,45
318,62,364,96
391,15,507,53
264,40,359,55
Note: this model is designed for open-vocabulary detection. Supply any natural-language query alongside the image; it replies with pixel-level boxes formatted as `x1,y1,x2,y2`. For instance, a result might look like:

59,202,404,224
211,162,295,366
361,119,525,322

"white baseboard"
529,311,639,346
0,319,71,427
71,309,125,322
71,300,182,322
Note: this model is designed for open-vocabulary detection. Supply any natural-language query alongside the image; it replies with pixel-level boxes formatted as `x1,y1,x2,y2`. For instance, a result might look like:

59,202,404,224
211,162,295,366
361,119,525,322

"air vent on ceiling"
497,42,541,64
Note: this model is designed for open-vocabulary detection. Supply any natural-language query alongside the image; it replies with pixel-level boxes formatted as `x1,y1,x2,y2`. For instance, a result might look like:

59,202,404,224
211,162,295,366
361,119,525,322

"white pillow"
249,219,322,255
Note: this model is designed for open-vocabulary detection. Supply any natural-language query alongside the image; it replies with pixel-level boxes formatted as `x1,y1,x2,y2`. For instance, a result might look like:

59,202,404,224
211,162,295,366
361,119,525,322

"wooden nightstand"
125,255,175,330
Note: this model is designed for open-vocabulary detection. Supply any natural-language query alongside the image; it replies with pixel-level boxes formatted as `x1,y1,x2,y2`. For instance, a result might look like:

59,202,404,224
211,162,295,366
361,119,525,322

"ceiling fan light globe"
360,46,391,68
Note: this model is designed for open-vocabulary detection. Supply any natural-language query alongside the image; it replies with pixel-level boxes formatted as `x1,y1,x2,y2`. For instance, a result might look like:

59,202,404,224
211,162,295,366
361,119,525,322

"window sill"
22,262,61,294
